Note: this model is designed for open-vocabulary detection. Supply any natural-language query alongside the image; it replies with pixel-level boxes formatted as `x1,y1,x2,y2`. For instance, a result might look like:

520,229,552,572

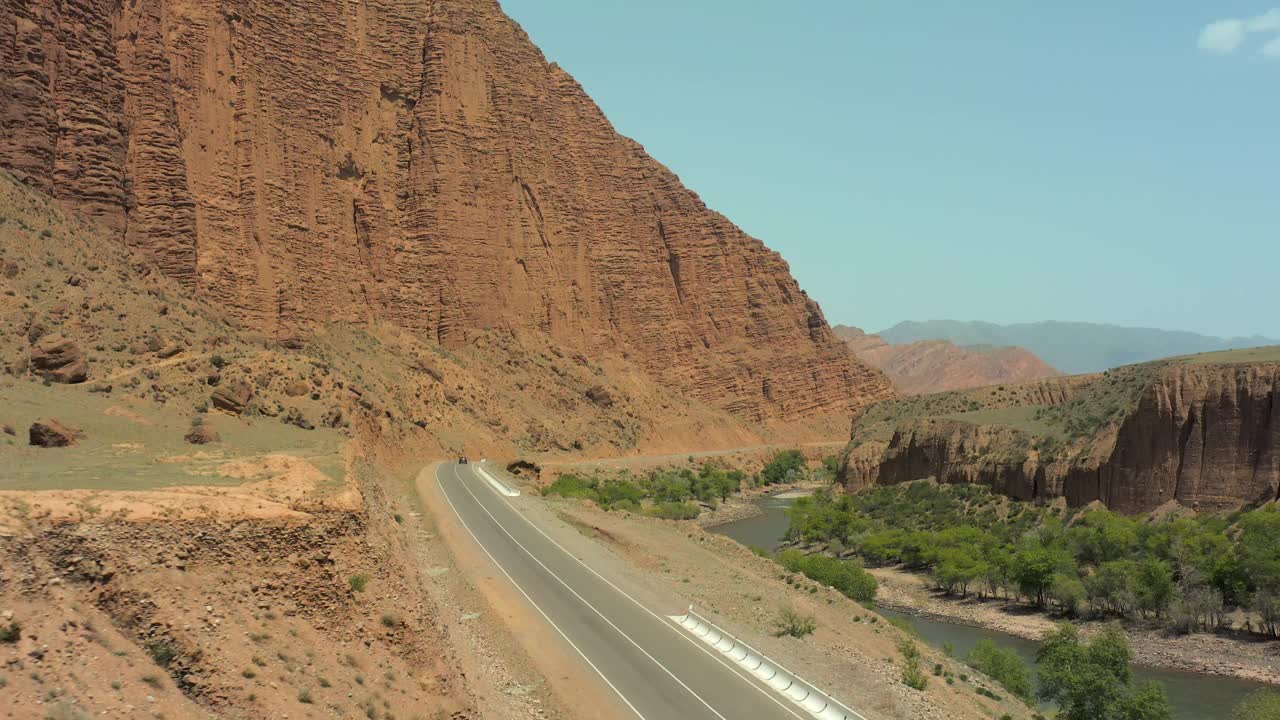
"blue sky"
499,1,1280,338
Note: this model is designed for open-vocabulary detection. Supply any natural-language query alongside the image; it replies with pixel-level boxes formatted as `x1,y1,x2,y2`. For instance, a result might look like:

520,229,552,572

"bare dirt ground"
870,565,1280,685
0,443,571,720
444,475,1040,720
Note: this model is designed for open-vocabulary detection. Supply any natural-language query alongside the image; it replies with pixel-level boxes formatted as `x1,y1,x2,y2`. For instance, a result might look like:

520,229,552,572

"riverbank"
869,565,1280,686
696,480,822,528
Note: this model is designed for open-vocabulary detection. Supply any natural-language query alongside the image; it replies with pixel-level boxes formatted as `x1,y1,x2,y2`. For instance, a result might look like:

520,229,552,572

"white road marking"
464,466,811,720
433,465,648,720
449,466,731,720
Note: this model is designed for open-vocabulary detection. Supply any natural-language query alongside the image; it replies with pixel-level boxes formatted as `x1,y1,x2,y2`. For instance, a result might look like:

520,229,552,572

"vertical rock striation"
0,0,893,422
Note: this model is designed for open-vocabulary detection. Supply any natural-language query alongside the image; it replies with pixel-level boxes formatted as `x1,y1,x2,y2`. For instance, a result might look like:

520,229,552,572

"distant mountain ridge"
833,326,1059,395
878,320,1280,374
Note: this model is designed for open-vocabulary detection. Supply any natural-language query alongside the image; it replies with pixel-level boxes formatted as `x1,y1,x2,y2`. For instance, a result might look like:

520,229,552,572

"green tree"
1037,623,1172,720
1012,546,1066,606
1050,572,1087,616
1133,559,1175,619
761,449,807,485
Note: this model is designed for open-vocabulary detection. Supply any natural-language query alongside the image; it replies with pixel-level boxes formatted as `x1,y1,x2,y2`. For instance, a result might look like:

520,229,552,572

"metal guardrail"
670,608,869,720
474,462,521,497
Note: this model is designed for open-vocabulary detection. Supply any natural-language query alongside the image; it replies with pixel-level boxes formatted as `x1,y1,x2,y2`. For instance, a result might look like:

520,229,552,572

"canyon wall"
0,0,892,422
842,362,1280,513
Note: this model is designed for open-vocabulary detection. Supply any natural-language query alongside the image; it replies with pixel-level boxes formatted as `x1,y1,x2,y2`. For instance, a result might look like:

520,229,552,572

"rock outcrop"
834,325,1058,395
210,381,254,415
0,0,891,422
29,419,83,447
28,334,88,383
841,357,1280,514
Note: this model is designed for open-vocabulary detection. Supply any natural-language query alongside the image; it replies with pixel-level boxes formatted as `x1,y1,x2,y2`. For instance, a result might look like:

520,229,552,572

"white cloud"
1198,9,1280,58
1199,18,1246,53
1246,8,1280,32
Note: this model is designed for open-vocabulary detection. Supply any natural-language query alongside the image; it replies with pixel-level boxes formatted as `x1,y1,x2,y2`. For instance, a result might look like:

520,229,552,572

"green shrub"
0,621,19,643
1232,690,1280,720
146,639,177,668
898,638,928,691
761,449,807,485
772,607,817,638
966,639,1032,701
348,574,370,592
541,474,599,503
775,550,877,604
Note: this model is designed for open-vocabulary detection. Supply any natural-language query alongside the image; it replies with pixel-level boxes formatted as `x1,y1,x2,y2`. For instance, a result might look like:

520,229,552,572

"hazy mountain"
832,326,1059,395
877,320,1280,374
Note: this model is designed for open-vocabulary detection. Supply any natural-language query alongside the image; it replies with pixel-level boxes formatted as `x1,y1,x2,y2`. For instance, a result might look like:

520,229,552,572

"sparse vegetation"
772,607,817,638
349,574,370,592
898,637,928,691
145,639,177,668
0,621,19,643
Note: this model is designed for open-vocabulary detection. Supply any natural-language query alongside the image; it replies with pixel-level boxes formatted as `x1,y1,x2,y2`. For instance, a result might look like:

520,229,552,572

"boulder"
284,380,310,397
281,406,314,430
210,380,253,414
29,419,84,447
585,384,615,408
156,342,182,359
2,424,15,436
30,334,89,384
321,406,345,428
184,422,220,445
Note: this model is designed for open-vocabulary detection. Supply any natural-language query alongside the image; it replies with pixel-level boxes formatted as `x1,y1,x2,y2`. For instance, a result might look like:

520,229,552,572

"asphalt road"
435,462,810,720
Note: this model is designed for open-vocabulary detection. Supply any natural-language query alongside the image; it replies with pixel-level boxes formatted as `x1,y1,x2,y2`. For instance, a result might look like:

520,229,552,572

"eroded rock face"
29,334,89,383
0,0,891,422
29,419,83,447
843,363,1280,513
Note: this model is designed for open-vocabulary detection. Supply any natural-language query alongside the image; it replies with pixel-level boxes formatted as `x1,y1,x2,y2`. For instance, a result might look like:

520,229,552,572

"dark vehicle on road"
458,456,468,464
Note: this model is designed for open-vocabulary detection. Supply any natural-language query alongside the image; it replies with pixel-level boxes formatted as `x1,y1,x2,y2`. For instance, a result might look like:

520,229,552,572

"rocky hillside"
834,325,1058,395
839,349,1280,513
0,0,891,423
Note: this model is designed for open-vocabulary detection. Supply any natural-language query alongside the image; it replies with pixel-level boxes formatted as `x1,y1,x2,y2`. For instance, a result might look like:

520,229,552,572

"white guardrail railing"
670,608,868,720
474,462,520,497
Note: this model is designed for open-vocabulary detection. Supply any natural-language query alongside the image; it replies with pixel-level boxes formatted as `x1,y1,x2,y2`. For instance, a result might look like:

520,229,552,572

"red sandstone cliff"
0,0,892,423
841,360,1280,513
833,325,1059,395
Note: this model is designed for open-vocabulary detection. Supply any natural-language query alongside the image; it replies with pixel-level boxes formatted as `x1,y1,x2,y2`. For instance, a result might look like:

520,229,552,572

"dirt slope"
834,325,1059,395
0,0,891,424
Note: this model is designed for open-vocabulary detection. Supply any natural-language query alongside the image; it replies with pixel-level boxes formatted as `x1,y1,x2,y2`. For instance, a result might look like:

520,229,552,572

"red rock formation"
842,362,1280,513
834,325,1059,395
0,0,891,422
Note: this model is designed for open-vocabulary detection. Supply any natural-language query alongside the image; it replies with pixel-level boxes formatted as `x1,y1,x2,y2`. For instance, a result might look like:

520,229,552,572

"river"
708,495,1270,720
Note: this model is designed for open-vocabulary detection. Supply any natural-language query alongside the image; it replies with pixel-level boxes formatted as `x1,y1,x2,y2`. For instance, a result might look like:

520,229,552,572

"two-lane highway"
435,462,808,720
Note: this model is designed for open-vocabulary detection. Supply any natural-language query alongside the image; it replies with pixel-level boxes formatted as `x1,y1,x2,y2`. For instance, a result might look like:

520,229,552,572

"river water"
708,496,1271,720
